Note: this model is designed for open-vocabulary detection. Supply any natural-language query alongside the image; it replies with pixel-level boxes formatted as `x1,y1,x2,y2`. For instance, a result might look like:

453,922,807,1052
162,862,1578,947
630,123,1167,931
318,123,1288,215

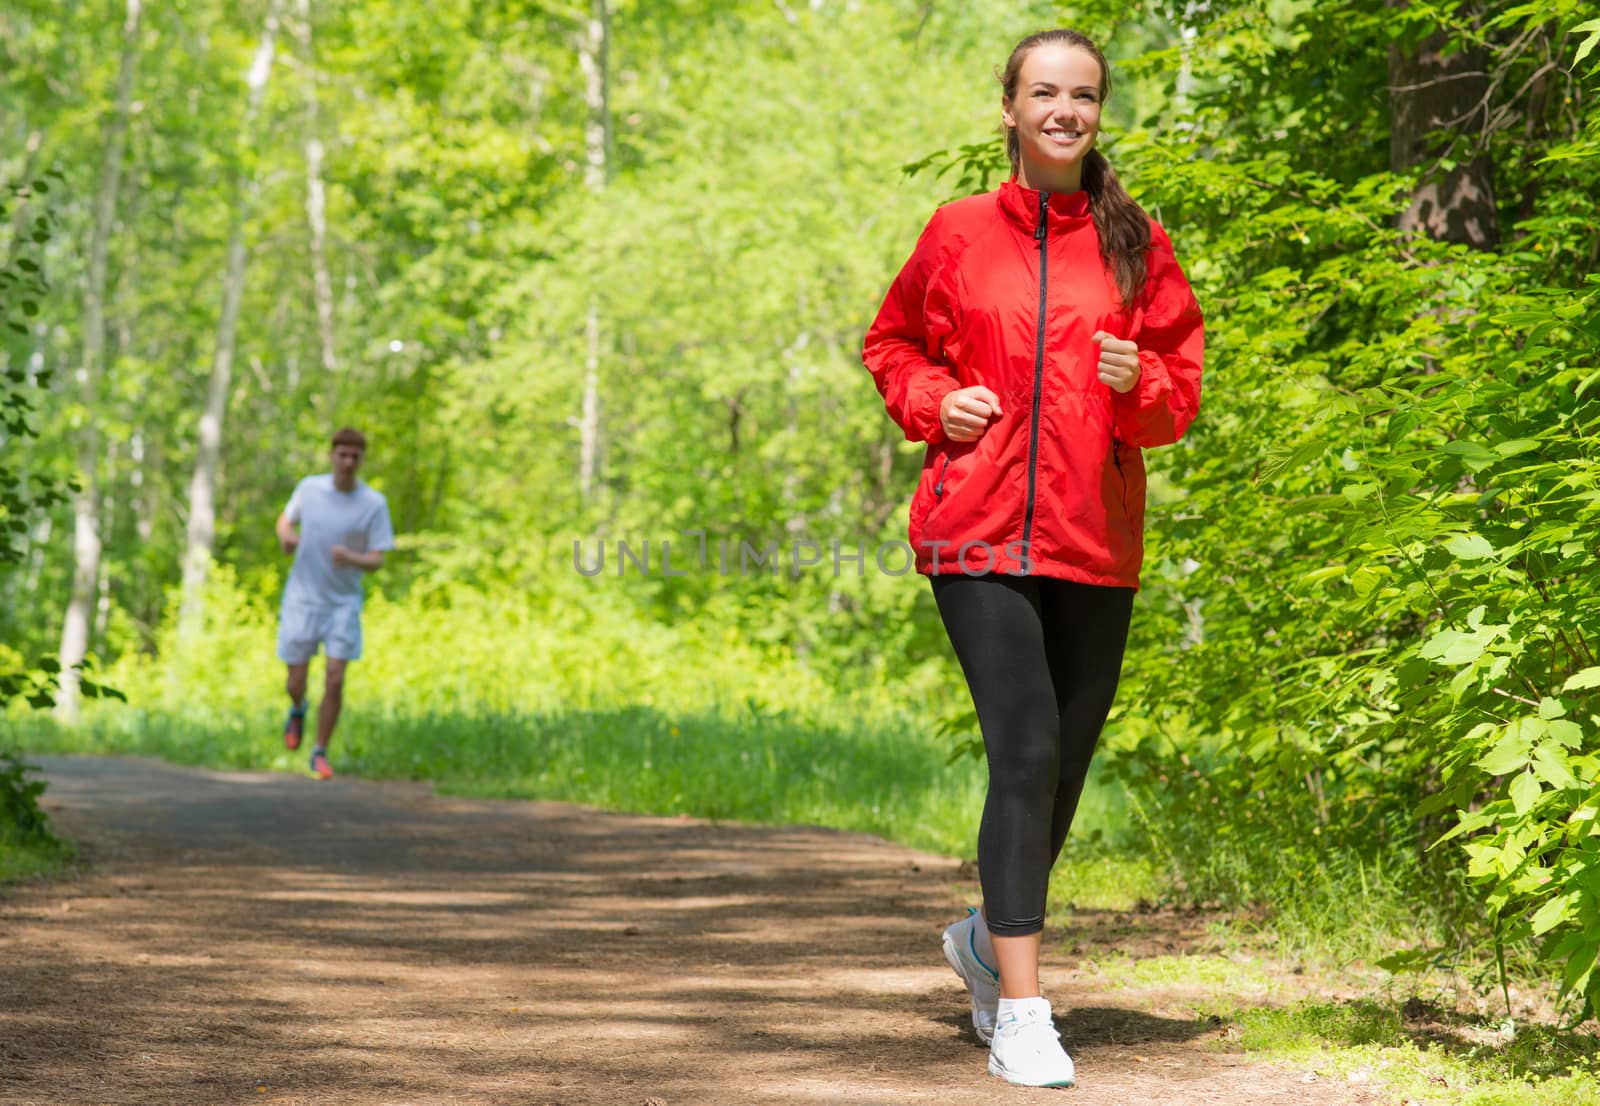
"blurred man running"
274,428,396,779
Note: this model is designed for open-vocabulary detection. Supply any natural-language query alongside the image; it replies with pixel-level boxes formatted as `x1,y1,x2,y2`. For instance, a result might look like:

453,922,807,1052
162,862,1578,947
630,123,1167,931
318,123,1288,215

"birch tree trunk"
57,0,141,721
95,439,119,644
178,0,280,640
576,0,611,504
293,0,338,377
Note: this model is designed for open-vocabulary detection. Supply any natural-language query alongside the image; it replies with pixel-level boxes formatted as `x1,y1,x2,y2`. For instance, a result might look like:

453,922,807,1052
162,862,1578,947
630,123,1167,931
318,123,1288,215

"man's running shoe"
988,997,1076,1087
309,748,333,780
283,704,307,751
942,907,1001,1043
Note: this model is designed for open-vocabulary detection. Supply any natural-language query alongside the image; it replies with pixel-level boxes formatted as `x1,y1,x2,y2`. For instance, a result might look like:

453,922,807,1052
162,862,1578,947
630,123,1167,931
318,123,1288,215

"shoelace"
997,1015,1061,1047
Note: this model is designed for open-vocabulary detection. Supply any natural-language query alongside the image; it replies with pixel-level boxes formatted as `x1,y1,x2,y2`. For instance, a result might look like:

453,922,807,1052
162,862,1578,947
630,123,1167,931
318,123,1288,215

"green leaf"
1441,440,1498,470
1492,438,1540,458
1530,891,1578,936
1549,720,1586,748
1539,697,1567,720
1563,667,1600,692
1445,533,1495,560
1420,625,1502,667
1476,741,1531,777
1509,771,1542,815
1575,19,1600,67
1350,565,1384,598
1532,747,1580,790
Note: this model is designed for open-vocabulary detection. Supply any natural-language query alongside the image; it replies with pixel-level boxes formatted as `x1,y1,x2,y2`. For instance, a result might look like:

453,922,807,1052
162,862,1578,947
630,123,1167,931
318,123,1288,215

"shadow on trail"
0,757,1303,1106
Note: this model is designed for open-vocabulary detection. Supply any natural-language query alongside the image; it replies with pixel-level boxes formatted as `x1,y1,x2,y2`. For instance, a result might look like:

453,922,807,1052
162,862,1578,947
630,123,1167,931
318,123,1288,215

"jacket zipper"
1021,191,1049,562
934,454,952,501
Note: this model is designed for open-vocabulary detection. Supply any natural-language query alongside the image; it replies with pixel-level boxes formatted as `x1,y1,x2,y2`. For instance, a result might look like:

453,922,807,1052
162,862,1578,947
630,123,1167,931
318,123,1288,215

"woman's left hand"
1091,332,1141,394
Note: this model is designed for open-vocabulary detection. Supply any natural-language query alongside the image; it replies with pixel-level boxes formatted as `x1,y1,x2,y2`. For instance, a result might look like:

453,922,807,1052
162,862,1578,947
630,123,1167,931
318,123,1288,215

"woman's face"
1002,43,1103,187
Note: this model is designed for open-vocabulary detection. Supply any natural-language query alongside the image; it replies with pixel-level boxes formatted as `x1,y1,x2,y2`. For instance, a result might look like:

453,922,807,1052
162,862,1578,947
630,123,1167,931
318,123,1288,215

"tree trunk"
1388,5,1499,248
179,0,280,640
293,0,338,377
57,0,140,721
576,0,611,504
94,439,119,644
131,429,152,542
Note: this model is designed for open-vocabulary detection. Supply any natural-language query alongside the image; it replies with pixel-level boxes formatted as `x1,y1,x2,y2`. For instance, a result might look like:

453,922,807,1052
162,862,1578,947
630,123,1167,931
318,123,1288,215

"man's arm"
276,513,299,555
331,547,384,572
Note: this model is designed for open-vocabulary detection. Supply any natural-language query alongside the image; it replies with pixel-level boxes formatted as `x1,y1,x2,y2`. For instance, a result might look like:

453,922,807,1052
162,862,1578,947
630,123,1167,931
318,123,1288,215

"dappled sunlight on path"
0,757,1374,1105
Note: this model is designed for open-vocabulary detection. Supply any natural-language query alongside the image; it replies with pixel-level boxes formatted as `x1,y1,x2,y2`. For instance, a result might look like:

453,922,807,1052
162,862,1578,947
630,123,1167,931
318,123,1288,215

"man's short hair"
331,427,367,452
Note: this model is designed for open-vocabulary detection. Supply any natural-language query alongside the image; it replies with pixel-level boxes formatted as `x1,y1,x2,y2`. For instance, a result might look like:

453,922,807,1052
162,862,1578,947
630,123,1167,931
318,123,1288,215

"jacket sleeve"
862,210,960,445
1112,222,1204,449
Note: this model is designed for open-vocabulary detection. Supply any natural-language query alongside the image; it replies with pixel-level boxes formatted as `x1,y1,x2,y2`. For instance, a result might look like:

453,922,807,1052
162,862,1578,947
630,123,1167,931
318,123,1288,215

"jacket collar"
997,177,1092,235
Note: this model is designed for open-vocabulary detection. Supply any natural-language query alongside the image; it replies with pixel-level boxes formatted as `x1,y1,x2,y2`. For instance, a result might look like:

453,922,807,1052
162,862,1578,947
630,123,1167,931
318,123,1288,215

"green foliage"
0,743,68,886
1021,0,1600,1017
0,169,68,571
0,749,54,847
0,168,68,852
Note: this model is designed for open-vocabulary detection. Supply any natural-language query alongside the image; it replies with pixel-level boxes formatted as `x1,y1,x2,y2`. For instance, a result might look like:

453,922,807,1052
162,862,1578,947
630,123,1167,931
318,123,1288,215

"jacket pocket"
934,454,953,501
1110,437,1130,519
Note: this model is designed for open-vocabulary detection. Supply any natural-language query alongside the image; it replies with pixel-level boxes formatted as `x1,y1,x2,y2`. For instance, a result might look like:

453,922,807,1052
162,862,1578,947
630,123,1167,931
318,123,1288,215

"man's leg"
283,663,311,749
317,658,347,749
278,603,318,750
310,606,361,778
307,659,345,780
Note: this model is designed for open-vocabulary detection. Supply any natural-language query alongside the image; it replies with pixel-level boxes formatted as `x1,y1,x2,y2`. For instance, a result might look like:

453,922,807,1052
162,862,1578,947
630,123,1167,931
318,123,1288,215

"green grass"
1094,951,1283,996
12,701,1140,867
1206,999,1600,1106
0,832,73,885
1047,846,1165,913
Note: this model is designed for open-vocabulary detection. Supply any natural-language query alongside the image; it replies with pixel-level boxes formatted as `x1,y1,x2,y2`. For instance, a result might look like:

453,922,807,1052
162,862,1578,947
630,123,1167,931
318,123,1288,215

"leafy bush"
1091,4,1600,1016
1,169,70,857
0,750,56,849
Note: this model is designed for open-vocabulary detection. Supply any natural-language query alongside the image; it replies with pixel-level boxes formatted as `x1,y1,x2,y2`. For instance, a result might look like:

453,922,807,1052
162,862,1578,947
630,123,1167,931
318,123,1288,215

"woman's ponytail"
1083,148,1150,307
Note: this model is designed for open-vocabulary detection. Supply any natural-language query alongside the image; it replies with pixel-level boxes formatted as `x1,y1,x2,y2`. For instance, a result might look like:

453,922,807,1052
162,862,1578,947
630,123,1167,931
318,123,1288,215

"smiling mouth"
1043,128,1082,144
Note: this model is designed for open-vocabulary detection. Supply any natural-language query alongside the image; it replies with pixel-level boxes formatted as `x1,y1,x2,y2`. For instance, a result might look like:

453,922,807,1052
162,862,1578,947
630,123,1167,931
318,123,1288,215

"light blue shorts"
276,603,362,663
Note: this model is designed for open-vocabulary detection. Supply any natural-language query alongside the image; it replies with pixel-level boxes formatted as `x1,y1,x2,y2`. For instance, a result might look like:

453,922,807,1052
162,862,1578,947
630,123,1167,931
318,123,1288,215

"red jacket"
863,179,1204,587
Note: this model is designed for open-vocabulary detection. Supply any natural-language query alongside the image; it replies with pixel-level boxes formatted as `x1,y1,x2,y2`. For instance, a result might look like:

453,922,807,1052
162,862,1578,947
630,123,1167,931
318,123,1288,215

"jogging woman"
862,29,1204,1088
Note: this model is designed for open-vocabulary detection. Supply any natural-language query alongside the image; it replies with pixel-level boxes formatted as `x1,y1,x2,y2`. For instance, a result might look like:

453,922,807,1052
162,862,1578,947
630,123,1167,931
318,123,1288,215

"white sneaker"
941,907,1000,1043
987,997,1076,1088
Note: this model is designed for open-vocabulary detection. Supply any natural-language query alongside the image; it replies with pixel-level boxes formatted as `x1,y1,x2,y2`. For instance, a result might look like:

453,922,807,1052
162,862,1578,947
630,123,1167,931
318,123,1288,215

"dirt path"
0,756,1374,1105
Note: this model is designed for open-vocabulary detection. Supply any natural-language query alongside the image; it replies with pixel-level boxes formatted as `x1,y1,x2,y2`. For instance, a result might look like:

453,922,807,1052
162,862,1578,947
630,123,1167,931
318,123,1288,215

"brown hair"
330,427,367,452
1000,29,1152,306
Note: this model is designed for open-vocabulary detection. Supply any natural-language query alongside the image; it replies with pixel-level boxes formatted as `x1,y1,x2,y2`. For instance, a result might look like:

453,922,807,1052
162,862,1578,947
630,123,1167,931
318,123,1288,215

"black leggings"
932,574,1135,937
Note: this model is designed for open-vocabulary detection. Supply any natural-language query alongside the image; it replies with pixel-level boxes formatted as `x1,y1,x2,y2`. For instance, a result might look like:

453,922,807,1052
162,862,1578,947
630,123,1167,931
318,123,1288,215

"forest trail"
1,756,1374,1105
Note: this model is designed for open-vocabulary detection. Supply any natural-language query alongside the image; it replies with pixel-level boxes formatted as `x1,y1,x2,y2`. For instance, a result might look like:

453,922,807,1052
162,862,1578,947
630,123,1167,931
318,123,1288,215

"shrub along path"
1,756,1372,1105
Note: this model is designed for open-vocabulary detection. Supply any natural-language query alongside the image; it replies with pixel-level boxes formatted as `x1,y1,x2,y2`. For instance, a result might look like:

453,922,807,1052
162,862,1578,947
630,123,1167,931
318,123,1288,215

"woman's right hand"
940,386,1003,442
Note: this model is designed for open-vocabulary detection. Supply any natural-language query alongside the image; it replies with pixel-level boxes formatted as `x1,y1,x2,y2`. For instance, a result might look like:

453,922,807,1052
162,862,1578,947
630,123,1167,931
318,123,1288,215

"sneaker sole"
988,1054,1075,1088
941,928,997,1045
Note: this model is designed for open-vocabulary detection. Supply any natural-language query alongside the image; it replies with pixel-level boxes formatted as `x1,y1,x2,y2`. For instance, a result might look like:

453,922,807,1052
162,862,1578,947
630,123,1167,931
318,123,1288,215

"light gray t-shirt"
281,475,396,611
